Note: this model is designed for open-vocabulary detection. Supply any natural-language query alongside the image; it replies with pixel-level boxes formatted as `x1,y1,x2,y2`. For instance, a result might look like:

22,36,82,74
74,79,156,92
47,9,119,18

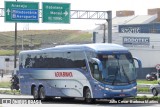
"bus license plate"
119,94,125,96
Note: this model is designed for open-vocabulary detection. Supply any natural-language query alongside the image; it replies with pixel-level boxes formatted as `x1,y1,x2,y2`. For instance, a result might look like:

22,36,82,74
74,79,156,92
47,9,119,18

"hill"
0,30,92,50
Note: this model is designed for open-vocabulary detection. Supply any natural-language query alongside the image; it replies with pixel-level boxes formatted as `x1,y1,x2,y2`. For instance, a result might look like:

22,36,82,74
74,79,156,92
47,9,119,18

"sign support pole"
14,0,17,74
107,11,112,43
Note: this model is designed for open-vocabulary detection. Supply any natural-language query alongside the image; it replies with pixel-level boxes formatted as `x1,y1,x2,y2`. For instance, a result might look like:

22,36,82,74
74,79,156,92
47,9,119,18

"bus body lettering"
55,72,73,77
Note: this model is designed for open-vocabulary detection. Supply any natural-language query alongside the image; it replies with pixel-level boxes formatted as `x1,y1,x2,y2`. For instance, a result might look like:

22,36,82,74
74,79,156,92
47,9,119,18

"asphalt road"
0,94,159,107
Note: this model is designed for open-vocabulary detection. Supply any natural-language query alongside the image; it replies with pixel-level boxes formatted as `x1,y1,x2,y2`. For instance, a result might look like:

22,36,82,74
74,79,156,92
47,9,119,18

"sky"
0,0,160,31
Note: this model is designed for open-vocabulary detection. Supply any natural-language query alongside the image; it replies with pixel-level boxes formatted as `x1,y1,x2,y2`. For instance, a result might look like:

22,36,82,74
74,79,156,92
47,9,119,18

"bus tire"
39,87,46,100
61,97,75,101
33,87,39,100
85,88,94,103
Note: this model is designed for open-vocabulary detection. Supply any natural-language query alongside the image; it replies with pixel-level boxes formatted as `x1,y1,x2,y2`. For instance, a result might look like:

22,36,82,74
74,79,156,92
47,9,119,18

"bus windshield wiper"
112,67,119,85
121,66,130,84
112,57,120,85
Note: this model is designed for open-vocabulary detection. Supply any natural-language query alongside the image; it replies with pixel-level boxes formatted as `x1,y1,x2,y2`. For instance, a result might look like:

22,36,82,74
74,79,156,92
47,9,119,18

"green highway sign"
42,2,70,23
5,1,39,23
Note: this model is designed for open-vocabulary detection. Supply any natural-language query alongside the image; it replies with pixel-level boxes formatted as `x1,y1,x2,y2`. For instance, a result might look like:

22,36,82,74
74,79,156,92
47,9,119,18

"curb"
0,88,10,91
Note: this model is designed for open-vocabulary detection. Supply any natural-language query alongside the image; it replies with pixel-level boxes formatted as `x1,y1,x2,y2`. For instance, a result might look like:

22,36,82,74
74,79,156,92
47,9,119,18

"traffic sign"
42,2,70,23
5,1,39,23
156,64,160,70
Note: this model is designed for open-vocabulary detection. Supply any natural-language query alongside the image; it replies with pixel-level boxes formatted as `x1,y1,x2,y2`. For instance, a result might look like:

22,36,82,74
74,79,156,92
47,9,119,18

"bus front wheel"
85,88,94,103
33,87,39,100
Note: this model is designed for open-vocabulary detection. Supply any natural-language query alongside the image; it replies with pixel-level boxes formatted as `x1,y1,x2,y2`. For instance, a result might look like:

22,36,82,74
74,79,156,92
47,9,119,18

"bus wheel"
39,87,46,100
33,87,39,100
85,88,94,103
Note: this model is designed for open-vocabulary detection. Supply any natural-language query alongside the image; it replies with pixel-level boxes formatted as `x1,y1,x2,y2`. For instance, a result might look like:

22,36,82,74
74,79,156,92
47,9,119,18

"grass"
0,90,20,95
0,81,11,88
137,80,159,84
126,96,160,103
137,80,159,92
0,50,20,56
137,87,150,92
0,30,92,55
0,30,92,46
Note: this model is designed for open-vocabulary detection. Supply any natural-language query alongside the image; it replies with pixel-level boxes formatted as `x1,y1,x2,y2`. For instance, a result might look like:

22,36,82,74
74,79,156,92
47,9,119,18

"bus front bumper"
102,86,137,98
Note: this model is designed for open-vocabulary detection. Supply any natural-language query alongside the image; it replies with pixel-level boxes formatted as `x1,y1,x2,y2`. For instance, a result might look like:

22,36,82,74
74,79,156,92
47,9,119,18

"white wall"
0,56,18,73
95,32,160,68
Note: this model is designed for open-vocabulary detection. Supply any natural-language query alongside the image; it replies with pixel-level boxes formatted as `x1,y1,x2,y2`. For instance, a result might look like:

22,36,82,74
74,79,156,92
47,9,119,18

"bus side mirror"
133,57,142,68
91,58,103,72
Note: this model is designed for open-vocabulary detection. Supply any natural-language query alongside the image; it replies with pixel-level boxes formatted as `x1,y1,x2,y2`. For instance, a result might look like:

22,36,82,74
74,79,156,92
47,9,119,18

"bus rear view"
19,43,141,103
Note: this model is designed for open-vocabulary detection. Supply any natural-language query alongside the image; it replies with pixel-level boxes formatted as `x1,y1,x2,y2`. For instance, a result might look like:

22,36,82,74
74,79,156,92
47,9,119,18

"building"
0,56,18,75
94,9,160,79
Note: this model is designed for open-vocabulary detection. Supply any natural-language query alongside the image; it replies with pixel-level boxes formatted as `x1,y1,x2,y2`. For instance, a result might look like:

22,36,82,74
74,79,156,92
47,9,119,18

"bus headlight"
133,86,137,90
98,85,104,89
105,87,110,91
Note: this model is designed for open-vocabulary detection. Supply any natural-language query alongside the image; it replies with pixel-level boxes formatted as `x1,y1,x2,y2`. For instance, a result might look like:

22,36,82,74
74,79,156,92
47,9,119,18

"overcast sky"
0,0,160,31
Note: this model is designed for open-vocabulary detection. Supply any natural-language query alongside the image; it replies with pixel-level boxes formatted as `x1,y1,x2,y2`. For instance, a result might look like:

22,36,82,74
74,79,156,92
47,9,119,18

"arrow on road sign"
6,8,11,15
63,11,68,16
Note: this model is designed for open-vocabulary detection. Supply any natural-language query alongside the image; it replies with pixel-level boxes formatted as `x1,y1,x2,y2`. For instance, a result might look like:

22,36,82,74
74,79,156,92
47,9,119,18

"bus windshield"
98,53,136,85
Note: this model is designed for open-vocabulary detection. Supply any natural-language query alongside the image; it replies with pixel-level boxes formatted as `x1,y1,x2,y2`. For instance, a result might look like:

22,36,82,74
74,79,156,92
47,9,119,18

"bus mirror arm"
91,58,103,72
133,57,142,68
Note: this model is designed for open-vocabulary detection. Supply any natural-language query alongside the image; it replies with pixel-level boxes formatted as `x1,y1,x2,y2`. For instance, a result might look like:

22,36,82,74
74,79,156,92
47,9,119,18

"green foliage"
137,80,158,84
134,96,160,101
0,82,10,88
0,90,20,95
0,30,92,49
137,87,150,92
0,50,20,56
0,30,92,55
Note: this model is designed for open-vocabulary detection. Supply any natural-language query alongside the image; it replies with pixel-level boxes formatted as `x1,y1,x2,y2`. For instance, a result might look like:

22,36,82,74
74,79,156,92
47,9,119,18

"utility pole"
14,0,17,74
95,11,112,43
103,24,106,43
107,11,112,43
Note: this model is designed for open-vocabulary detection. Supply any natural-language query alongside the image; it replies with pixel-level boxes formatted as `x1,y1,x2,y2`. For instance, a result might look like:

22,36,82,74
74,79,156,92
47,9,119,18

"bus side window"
74,52,87,71
25,55,31,68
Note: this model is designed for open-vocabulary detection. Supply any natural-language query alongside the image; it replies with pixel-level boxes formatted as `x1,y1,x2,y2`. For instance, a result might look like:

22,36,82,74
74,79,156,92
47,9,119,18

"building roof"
125,15,157,24
94,14,157,31
112,15,136,25
113,14,157,25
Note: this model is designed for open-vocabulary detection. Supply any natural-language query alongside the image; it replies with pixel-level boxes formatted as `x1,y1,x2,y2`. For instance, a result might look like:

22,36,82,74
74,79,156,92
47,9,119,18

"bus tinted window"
23,51,86,69
74,52,86,68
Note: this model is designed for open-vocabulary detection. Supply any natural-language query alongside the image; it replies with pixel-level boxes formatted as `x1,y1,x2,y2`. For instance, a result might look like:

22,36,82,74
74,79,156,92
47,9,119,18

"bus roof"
42,43,128,52
20,43,128,54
